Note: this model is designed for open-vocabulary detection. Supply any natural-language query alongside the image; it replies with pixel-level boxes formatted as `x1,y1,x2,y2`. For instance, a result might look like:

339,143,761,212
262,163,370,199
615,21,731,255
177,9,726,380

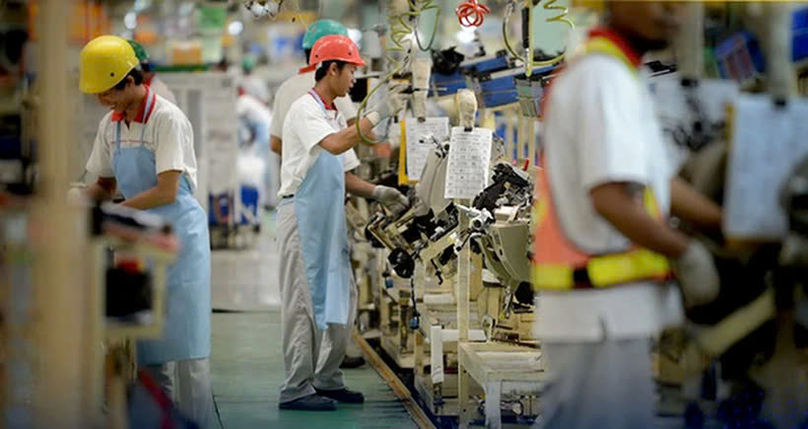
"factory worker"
237,85,279,209
533,2,725,428
77,35,214,427
127,39,177,105
240,55,271,105
271,19,407,369
269,19,408,214
271,19,407,221
276,34,402,411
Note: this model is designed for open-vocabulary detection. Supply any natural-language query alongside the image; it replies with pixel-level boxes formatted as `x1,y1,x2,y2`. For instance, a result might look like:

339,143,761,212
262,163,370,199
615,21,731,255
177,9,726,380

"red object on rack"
455,0,490,28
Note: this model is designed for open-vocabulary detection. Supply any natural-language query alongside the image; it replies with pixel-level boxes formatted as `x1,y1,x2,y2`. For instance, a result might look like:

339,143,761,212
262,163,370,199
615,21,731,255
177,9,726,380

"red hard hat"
309,34,366,68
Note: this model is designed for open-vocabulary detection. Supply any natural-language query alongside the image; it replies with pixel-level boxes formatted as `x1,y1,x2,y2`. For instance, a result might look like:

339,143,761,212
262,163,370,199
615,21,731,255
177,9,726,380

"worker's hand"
372,185,409,217
672,240,721,308
369,83,406,121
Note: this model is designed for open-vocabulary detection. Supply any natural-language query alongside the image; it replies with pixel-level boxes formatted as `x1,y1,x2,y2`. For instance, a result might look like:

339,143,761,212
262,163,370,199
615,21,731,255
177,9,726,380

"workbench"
457,342,545,428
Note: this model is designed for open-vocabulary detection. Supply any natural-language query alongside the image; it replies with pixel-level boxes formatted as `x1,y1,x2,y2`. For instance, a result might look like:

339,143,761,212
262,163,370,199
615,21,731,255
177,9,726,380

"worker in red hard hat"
275,34,404,411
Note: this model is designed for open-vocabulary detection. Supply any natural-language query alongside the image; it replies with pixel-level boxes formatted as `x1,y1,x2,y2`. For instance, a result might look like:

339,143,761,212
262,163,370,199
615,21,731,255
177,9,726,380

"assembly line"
1,0,807,428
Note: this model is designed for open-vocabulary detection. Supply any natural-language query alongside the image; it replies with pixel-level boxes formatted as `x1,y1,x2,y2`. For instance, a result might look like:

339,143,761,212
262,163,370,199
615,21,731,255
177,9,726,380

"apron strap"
139,91,156,146
115,90,157,152
308,89,338,120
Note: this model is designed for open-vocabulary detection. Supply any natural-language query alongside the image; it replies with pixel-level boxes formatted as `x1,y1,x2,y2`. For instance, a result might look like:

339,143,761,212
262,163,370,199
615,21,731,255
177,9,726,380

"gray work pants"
536,339,656,429
276,202,357,404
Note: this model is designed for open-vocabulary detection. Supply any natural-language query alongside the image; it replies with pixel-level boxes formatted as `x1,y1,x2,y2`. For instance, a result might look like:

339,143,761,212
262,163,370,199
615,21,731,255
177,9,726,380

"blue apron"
293,90,351,330
111,91,212,365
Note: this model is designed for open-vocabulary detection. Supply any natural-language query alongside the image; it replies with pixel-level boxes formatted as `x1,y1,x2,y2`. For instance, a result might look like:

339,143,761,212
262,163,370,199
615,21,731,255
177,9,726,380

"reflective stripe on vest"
531,34,671,291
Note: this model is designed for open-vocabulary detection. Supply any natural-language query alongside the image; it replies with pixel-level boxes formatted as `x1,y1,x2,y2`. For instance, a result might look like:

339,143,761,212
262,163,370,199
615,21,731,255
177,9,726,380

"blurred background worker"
276,34,403,412
270,19,408,369
240,54,271,106
77,35,215,427
533,2,725,428
127,39,177,105
237,80,278,210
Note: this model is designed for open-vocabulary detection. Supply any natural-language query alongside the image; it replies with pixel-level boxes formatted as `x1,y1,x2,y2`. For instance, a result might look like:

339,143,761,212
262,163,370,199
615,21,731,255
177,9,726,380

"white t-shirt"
86,87,198,191
270,71,357,140
278,93,360,198
535,54,683,342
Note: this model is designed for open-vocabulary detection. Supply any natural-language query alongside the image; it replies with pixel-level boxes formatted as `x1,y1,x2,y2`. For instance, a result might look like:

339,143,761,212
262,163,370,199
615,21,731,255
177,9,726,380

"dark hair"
314,60,346,82
113,67,144,91
304,48,312,63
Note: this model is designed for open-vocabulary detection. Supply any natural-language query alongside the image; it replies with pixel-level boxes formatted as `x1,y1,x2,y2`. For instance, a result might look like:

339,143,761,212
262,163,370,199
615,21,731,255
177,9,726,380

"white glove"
368,83,407,125
372,185,409,217
672,240,721,308
67,187,88,206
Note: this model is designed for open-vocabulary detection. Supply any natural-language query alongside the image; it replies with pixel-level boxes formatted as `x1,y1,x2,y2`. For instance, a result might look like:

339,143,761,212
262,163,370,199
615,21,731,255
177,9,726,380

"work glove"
368,83,407,124
372,185,409,217
672,240,721,308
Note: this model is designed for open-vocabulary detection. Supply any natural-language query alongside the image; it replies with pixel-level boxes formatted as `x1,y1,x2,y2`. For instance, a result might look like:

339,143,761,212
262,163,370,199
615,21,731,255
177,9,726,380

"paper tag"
724,94,808,239
406,117,450,180
444,126,493,199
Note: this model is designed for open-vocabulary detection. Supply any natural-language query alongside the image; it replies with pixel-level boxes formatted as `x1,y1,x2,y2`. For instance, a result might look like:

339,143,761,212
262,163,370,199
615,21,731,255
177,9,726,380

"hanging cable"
502,0,574,76
455,0,491,28
355,0,440,146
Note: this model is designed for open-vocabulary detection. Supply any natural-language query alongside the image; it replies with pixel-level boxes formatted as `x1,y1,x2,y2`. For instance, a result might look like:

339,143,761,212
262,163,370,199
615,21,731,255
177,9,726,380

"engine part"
389,248,416,278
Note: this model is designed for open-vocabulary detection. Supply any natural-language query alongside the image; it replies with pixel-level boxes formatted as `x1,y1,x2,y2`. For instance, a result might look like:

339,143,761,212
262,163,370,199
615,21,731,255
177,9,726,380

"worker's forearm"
120,187,175,210
670,177,723,230
345,172,376,199
86,182,114,201
591,185,690,258
270,135,282,156
321,117,377,155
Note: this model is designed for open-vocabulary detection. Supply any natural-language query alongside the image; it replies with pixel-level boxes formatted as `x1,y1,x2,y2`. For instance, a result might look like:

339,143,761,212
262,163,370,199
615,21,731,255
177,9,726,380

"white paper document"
444,127,493,200
405,117,450,180
650,75,739,170
724,94,808,240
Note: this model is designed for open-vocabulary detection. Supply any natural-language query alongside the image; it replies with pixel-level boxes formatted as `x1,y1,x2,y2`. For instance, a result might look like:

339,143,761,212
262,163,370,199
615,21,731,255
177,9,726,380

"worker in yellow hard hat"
77,35,215,427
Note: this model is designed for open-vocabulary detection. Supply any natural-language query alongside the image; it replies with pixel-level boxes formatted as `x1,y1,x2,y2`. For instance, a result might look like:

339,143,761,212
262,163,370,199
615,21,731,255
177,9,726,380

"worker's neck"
606,25,652,58
313,82,336,106
124,85,148,122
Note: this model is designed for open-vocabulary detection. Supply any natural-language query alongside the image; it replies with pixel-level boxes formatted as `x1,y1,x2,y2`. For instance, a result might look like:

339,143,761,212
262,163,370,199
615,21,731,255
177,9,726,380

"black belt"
282,194,294,199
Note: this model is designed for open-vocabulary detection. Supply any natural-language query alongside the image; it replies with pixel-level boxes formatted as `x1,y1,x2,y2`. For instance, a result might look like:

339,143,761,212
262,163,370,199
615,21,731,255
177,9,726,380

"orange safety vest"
531,28,671,291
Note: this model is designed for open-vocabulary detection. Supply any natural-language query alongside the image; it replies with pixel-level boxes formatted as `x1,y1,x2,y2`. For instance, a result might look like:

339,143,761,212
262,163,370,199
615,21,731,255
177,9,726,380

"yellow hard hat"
79,35,139,94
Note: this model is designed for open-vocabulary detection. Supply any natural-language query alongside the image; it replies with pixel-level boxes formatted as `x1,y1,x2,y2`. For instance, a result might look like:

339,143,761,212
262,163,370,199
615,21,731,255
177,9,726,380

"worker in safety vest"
533,3,723,427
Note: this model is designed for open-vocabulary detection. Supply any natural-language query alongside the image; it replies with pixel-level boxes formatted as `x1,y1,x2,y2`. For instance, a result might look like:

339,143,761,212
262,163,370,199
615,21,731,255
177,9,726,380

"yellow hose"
356,0,439,146
503,0,574,76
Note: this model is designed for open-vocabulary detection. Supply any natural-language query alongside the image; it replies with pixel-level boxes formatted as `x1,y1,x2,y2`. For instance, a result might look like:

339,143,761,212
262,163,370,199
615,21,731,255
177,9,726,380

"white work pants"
276,202,358,404
145,358,217,428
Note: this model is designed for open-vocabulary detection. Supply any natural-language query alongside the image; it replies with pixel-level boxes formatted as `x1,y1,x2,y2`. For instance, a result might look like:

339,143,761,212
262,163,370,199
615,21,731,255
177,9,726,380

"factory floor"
208,212,416,428
209,312,415,428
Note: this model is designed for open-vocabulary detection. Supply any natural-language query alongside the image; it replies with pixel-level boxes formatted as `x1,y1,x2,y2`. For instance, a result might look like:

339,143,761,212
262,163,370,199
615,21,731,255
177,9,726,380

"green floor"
210,311,417,428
